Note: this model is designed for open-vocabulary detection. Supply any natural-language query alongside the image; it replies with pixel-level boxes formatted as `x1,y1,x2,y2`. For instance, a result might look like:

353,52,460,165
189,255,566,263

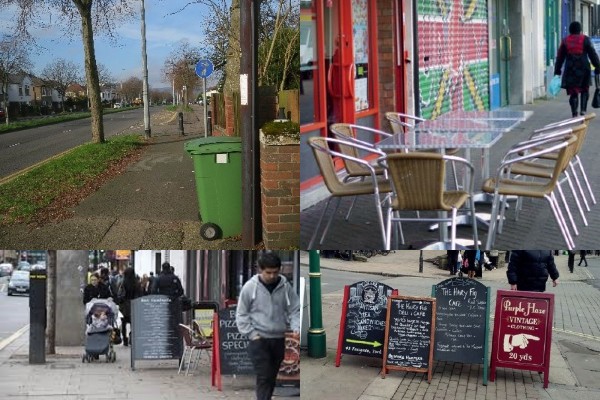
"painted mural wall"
418,0,490,119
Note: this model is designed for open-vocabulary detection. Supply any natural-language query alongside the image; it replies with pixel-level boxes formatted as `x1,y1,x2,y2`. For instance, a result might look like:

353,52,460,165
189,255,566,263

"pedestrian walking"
82,274,111,304
568,250,576,273
236,253,300,400
554,21,600,117
488,250,499,270
117,267,141,346
578,250,588,267
140,274,150,295
507,250,559,292
151,262,184,299
463,250,478,279
447,250,459,275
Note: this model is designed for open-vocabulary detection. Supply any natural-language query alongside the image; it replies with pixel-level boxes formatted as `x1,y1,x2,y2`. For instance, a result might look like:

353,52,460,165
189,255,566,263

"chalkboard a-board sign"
130,295,183,370
336,281,397,367
213,306,254,391
381,295,435,382
432,277,490,384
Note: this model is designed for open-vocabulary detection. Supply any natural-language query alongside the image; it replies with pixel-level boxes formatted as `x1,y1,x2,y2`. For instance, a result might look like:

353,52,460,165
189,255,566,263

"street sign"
195,59,214,78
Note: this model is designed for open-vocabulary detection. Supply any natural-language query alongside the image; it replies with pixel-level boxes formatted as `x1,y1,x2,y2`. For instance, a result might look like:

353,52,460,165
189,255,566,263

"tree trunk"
279,29,300,92
46,250,56,355
77,2,104,143
2,74,9,125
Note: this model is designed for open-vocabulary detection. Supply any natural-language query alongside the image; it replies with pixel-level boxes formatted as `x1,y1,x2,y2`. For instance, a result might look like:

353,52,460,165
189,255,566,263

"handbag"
592,75,600,109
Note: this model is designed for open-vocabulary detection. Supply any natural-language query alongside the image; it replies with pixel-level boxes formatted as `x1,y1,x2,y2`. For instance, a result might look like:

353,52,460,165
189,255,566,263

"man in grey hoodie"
236,253,300,400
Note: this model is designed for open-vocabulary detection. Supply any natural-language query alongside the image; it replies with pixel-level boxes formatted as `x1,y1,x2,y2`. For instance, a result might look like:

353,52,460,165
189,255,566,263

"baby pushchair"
82,298,118,363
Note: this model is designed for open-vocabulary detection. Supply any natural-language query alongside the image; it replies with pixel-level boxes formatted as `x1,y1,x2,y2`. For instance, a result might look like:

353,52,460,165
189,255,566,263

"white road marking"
0,324,29,351
8,142,20,148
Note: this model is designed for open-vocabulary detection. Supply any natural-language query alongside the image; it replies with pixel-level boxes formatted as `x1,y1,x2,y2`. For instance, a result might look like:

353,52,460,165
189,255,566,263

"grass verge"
0,107,140,135
166,104,194,113
0,134,143,225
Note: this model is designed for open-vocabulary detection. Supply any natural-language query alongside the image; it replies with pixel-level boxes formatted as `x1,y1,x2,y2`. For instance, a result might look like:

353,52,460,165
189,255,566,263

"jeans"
247,337,285,400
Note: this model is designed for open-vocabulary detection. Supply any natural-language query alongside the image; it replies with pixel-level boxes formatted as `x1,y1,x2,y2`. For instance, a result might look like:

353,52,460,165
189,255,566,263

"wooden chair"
381,152,478,250
307,136,392,248
482,131,577,249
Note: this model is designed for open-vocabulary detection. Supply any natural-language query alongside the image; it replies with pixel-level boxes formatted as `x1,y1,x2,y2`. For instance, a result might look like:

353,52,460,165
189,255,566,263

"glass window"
300,0,318,125
353,0,369,112
18,86,23,96
25,85,30,96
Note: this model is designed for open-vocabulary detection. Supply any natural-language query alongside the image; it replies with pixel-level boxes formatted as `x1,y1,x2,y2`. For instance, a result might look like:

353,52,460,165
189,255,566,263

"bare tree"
1,0,135,143
120,76,143,104
96,63,115,86
161,40,201,105
150,89,171,105
0,35,32,125
41,58,81,113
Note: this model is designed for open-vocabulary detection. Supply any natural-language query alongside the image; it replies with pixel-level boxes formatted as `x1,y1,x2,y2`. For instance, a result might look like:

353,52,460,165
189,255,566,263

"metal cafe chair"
329,123,393,222
508,124,588,235
482,131,577,250
307,136,392,249
380,152,478,250
385,111,461,189
178,323,211,376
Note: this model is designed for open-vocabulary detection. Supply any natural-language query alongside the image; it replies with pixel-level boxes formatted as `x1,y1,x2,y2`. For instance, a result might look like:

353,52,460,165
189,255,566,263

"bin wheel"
200,223,222,240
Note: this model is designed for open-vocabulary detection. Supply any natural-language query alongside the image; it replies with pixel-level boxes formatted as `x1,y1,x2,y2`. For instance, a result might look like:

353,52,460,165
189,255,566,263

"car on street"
17,261,31,271
0,263,13,277
0,108,5,119
7,270,30,296
113,103,122,109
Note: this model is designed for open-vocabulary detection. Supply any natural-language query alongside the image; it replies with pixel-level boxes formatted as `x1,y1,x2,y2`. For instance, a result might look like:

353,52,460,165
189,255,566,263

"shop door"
496,0,511,107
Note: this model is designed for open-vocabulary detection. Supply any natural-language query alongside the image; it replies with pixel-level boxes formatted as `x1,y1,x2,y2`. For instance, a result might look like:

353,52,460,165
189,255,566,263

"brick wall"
378,1,396,129
260,132,299,249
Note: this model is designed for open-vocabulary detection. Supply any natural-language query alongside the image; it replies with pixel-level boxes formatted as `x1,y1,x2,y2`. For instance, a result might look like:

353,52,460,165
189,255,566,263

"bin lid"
184,136,242,155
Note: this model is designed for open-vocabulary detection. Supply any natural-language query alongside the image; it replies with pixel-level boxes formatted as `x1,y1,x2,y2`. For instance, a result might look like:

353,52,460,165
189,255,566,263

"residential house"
100,84,118,103
31,77,62,113
65,83,87,99
1,72,64,115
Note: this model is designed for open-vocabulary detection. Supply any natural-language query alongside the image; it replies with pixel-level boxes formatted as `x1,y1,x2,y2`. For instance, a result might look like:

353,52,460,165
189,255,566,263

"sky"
0,0,218,88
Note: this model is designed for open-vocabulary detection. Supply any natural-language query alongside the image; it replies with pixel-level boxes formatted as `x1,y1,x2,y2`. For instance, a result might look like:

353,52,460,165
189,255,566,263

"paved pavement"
0,323,300,399
0,106,244,249
300,251,600,400
300,95,600,249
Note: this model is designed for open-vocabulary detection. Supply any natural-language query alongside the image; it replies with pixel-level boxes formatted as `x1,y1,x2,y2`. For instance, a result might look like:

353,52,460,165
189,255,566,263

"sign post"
490,290,554,388
335,281,397,366
29,269,47,364
195,59,214,137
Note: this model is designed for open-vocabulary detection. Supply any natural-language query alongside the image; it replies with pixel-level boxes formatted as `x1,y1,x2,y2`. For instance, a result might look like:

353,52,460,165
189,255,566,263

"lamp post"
140,0,151,138
308,250,326,358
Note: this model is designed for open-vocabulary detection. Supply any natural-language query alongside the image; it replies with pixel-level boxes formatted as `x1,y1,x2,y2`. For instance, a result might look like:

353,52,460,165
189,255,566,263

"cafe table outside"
300,98,600,250
375,110,533,247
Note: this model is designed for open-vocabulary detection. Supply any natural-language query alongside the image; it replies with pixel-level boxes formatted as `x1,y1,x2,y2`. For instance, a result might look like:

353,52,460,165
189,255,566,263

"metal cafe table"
376,110,533,247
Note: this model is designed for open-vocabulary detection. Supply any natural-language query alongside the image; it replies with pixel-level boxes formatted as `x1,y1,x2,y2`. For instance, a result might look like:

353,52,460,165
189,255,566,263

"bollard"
178,112,184,135
207,110,212,136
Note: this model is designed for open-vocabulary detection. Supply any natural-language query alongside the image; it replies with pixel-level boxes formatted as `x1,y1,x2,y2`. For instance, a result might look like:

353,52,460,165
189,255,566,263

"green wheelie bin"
184,137,242,240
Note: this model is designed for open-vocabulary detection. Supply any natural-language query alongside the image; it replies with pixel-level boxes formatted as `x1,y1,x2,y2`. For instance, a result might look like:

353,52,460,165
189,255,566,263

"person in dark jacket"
578,250,588,267
568,250,576,273
447,250,459,275
82,274,111,304
507,250,559,292
119,267,141,346
554,21,600,117
151,262,184,298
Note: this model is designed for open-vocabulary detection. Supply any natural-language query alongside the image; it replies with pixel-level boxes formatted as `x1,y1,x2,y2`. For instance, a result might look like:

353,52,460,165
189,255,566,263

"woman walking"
554,21,600,117
118,267,141,346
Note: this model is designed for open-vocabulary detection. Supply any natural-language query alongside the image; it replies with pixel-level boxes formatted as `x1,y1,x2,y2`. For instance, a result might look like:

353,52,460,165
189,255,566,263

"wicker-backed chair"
482,131,577,249
307,136,392,248
385,112,461,189
508,124,587,234
381,152,478,250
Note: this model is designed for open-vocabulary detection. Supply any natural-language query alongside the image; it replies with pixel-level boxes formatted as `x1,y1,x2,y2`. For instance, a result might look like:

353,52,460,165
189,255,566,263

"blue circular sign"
195,59,214,78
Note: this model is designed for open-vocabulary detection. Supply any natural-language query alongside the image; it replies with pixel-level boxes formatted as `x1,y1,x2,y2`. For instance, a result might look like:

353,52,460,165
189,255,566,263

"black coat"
555,34,600,90
151,272,184,298
83,282,111,305
507,250,559,292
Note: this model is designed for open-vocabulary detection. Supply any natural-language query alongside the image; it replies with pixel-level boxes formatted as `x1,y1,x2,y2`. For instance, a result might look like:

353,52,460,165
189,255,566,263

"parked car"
17,261,31,271
7,270,30,296
113,103,122,109
0,263,13,277
0,108,5,119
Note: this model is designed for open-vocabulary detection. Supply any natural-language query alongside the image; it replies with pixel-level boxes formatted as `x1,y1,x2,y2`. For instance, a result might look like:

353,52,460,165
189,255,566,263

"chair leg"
450,208,458,250
485,193,501,250
345,177,365,221
320,197,342,245
556,183,579,236
470,197,479,249
373,192,387,249
397,216,405,246
565,171,588,226
570,162,590,212
178,348,188,374
547,193,575,249
575,155,596,205
308,197,332,249
385,207,393,251
498,195,508,233
185,347,195,376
